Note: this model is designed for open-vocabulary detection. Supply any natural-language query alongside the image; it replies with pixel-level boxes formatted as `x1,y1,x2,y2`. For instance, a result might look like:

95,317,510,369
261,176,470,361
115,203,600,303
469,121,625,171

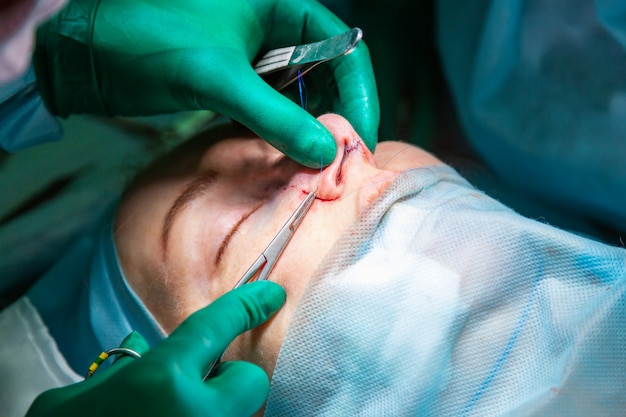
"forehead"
199,136,282,173
128,122,263,187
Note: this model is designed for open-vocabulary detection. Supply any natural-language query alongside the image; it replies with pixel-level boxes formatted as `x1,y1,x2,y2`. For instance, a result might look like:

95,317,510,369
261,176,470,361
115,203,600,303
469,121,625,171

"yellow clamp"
85,348,142,379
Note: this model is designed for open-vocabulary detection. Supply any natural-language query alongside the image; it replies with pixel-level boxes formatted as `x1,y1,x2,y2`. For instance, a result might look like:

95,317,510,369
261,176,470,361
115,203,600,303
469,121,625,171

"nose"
291,114,375,201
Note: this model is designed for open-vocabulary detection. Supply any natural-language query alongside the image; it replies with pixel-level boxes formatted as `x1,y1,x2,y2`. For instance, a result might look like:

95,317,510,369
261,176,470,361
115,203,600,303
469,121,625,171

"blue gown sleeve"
0,64,62,152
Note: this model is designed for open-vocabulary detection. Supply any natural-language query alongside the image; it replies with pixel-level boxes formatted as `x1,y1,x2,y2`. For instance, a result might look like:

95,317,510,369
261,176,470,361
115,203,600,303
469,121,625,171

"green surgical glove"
26,281,286,417
34,0,379,167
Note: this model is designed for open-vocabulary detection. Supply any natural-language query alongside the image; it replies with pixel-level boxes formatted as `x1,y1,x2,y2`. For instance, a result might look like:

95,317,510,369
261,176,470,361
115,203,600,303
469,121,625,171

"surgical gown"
0,0,67,151
437,0,626,233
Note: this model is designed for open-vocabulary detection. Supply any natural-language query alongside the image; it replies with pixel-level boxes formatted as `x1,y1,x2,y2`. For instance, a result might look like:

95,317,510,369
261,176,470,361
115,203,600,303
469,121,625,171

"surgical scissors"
203,191,317,380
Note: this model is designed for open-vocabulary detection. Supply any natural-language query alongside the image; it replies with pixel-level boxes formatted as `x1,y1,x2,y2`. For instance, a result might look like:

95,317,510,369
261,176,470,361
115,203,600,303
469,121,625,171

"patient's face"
114,114,441,374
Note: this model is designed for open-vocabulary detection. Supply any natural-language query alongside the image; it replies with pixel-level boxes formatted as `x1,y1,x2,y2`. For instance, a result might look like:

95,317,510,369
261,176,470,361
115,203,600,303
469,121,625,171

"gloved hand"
33,0,379,167
25,281,286,417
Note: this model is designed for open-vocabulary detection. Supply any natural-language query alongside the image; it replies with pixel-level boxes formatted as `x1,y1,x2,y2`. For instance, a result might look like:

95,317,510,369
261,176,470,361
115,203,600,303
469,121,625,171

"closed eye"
161,172,217,258
215,202,263,267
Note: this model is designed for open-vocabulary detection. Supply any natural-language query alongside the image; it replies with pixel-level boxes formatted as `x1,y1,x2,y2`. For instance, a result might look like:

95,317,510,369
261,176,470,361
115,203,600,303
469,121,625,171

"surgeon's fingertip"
353,122,377,152
317,130,337,167
363,130,378,152
119,331,150,354
245,281,286,317
215,361,270,390
296,127,336,168
112,331,150,367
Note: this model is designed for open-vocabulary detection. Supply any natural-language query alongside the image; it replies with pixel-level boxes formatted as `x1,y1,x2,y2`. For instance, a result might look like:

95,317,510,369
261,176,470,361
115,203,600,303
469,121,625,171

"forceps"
203,191,317,380
254,27,363,92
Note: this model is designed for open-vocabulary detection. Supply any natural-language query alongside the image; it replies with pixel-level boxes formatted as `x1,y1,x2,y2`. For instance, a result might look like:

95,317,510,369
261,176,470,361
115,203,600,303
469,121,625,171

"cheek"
374,141,442,169
217,247,261,291
225,237,323,376
225,291,296,377
163,203,256,313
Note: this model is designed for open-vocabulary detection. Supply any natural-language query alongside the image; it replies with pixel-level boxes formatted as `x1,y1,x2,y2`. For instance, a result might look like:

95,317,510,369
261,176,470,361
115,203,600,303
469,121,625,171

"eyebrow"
161,172,217,257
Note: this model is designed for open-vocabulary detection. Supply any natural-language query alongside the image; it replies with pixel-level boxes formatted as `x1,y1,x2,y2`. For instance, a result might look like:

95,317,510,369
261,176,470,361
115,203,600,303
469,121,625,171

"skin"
114,114,442,376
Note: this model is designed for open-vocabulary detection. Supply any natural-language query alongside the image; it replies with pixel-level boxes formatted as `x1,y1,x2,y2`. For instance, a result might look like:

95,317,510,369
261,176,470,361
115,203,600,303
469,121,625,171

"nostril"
335,148,348,186
335,139,360,186
292,128,365,201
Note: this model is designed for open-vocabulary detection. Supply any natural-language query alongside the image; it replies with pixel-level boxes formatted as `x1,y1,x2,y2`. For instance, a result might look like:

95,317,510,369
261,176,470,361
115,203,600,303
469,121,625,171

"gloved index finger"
150,281,285,377
256,0,380,152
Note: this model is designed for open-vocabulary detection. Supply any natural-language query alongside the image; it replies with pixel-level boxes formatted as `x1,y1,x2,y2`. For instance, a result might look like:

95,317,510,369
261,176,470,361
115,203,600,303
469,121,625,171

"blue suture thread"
297,69,308,110
296,69,323,172
461,272,541,417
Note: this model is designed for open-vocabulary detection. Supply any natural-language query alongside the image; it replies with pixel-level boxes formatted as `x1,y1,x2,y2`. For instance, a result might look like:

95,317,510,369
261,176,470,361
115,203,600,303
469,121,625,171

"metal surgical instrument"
203,191,317,380
254,27,363,91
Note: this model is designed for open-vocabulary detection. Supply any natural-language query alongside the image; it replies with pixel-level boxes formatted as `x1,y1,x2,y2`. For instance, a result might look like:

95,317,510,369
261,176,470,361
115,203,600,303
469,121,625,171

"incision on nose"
289,114,369,201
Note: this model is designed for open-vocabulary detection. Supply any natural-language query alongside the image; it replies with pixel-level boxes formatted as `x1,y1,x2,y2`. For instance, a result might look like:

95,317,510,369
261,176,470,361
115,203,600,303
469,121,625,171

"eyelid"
215,202,263,267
